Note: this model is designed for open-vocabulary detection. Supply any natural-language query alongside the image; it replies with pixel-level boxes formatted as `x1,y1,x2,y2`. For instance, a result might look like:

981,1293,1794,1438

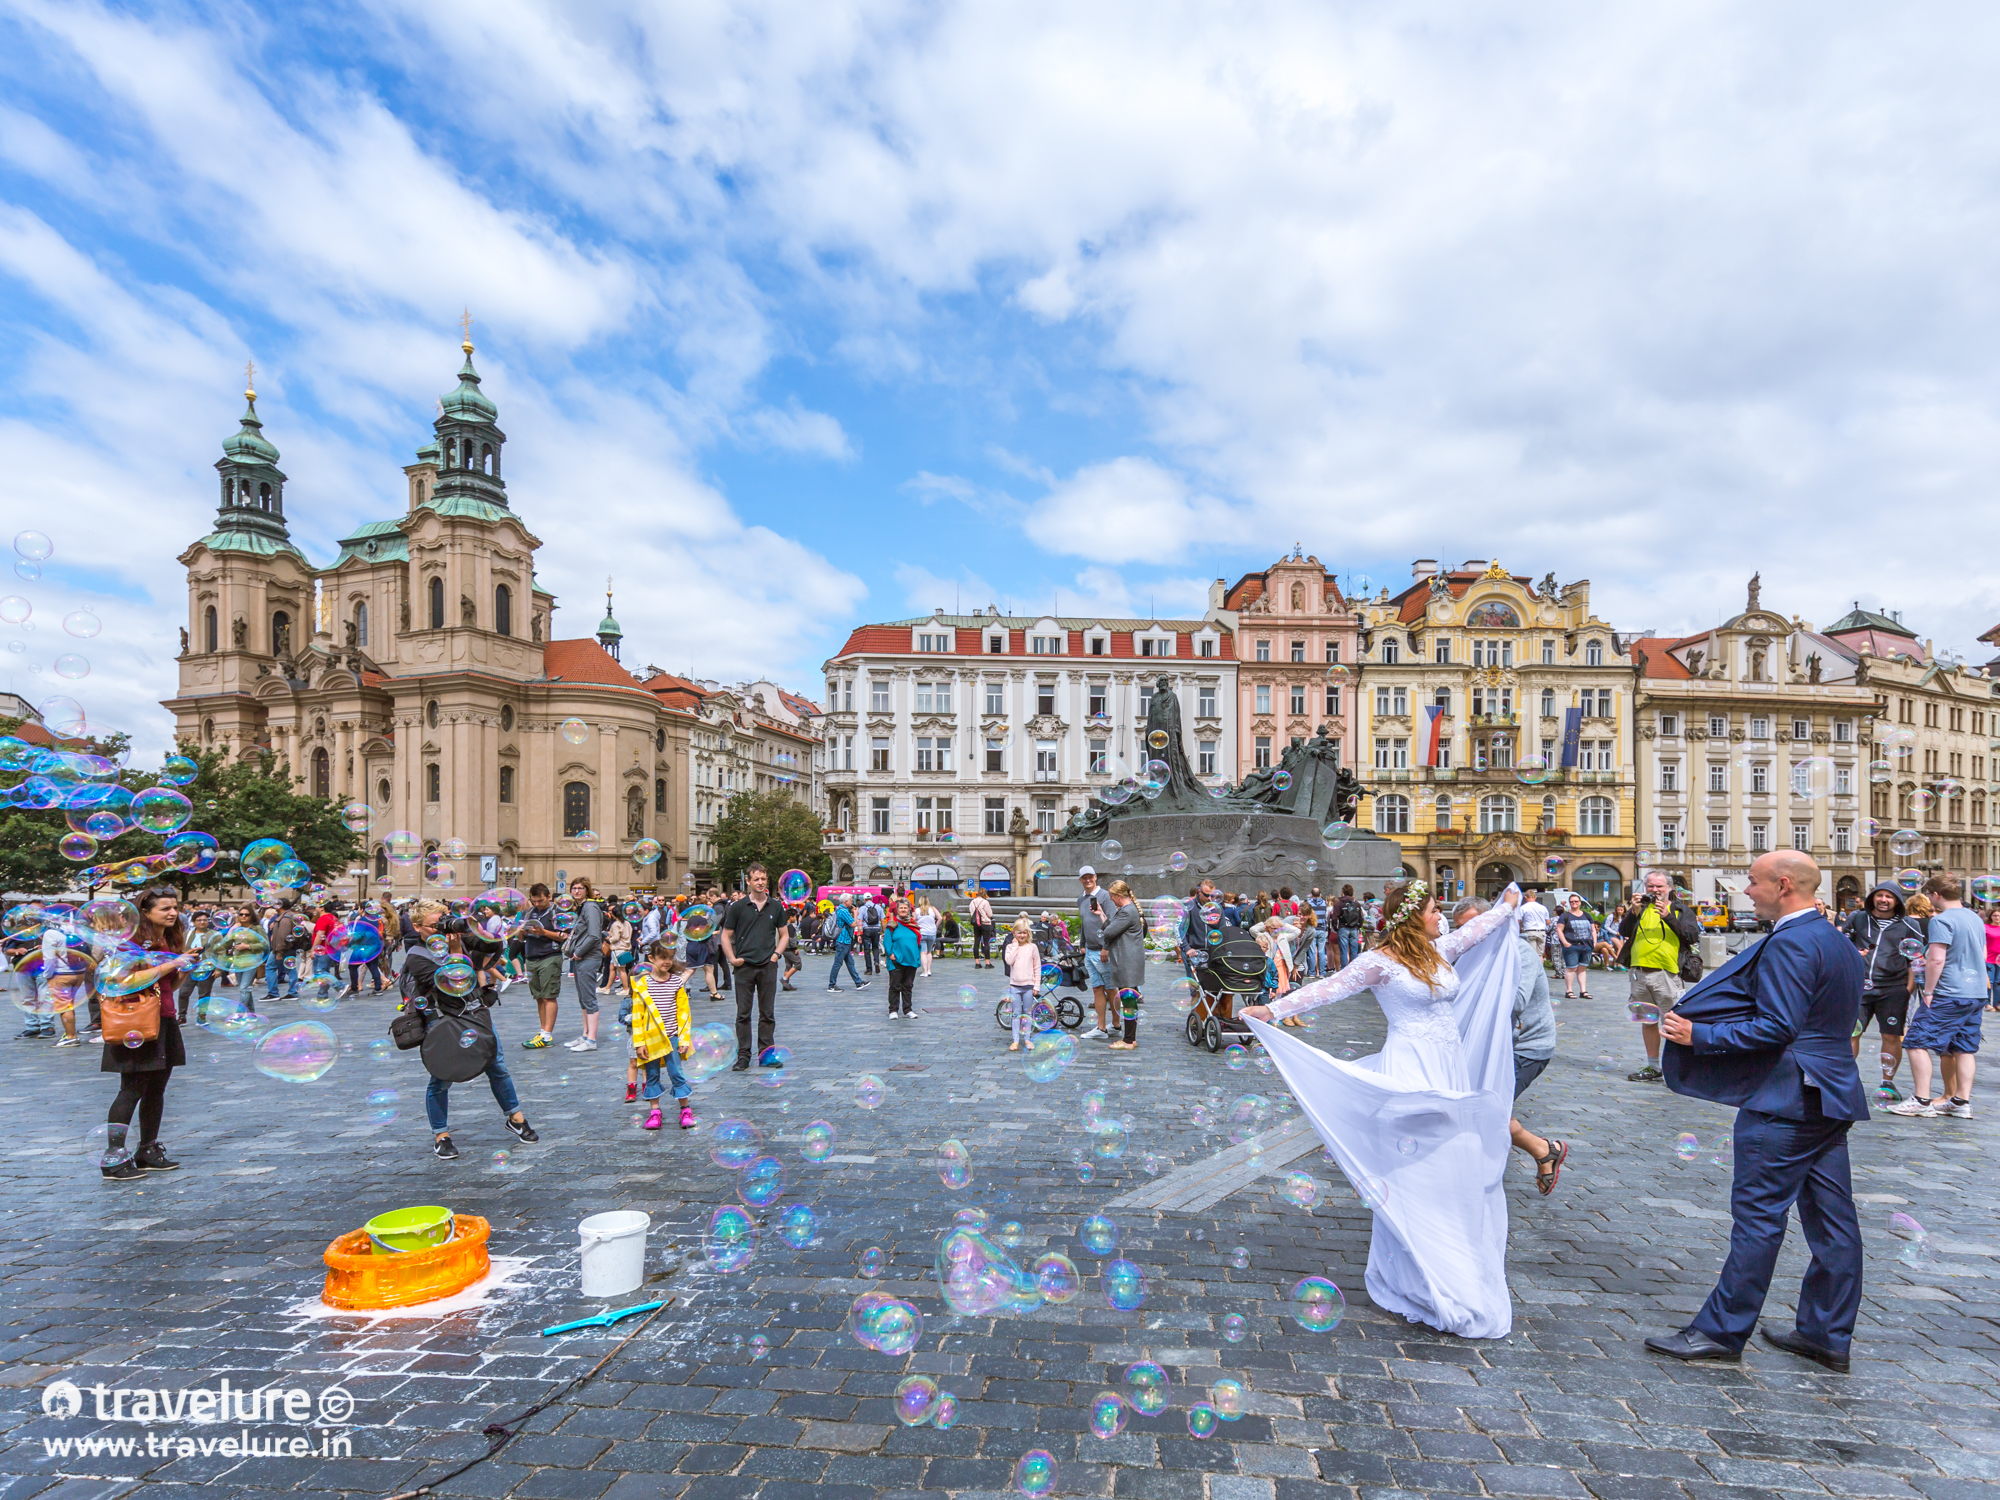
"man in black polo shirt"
719,863,790,1072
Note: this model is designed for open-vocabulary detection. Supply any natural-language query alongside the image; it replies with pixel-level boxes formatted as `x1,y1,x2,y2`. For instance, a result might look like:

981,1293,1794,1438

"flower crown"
1385,881,1429,930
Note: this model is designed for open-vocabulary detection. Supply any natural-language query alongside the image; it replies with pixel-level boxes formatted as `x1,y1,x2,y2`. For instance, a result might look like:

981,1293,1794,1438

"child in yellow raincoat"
619,940,697,1130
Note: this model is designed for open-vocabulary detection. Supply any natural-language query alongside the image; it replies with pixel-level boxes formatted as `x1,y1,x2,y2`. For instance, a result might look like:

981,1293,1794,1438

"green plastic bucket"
365,1205,455,1254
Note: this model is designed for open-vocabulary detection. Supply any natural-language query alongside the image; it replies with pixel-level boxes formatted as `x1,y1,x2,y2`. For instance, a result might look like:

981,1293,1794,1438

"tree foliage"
712,789,830,890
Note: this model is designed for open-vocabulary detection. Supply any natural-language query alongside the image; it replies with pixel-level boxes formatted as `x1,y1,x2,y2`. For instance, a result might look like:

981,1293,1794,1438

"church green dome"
222,393,280,464
440,345,498,423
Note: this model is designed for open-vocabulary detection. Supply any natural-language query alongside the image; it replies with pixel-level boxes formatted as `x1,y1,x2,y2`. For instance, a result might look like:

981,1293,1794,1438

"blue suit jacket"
1664,912,1869,1121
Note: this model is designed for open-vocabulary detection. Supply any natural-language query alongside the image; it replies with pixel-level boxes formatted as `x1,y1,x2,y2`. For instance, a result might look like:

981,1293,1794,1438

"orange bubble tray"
321,1214,491,1309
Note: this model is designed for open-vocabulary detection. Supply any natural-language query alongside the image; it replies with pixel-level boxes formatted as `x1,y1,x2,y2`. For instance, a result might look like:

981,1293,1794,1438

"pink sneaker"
678,1103,696,1130
642,1106,663,1130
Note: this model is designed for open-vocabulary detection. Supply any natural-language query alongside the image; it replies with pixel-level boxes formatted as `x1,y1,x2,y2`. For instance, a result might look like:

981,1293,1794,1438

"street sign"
480,854,498,885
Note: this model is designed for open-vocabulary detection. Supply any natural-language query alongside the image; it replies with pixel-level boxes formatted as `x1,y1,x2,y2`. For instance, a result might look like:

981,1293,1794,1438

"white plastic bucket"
578,1210,650,1298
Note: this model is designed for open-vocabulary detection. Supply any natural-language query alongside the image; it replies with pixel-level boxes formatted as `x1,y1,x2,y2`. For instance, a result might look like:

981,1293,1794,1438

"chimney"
1412,559,1438,583
1462,559,1486,572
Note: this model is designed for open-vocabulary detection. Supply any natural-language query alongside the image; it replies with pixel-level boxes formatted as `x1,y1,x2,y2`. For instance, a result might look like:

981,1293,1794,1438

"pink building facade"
1217,550,1361,781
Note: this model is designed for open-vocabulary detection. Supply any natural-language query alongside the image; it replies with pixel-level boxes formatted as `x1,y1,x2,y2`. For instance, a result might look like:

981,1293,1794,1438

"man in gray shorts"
1077,866,1114,1040
517,883,567,1049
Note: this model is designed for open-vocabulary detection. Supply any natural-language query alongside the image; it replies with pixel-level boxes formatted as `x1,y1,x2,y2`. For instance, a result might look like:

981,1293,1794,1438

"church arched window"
258,482,272,511
428,576,445,629
494,585,511,636
312,748,330,799
353,601,368,646
563,781,591,837
481,444,493,474
445,437,457,469
204,606,217,653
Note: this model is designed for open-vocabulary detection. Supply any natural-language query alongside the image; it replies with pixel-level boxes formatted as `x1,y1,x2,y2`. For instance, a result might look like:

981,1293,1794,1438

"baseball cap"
1078,865,1097,877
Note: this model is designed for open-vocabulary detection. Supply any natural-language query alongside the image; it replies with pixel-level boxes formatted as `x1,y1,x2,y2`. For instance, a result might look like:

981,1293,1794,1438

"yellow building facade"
1352,561,1636,906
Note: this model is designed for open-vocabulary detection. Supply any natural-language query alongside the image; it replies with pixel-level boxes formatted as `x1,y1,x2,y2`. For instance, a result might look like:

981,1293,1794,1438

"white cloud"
1024,457,1242,566
891,560,1209,624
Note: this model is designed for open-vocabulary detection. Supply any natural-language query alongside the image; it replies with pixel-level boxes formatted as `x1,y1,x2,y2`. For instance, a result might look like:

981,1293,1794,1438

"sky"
4,0,1999,760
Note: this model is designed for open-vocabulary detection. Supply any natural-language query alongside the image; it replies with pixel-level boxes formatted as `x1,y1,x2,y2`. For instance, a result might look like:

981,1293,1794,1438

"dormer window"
1139,634,1176,658
988,633,1005,654
1087,634,1108,656
1030,634,1063,654
916,631,951,652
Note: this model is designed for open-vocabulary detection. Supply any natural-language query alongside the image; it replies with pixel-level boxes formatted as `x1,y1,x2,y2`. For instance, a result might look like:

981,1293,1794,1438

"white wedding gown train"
1248,901,1522,1338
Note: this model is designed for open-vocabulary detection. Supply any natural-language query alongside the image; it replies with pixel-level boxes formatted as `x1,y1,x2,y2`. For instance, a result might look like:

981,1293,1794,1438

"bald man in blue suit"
1646,851,1868,1372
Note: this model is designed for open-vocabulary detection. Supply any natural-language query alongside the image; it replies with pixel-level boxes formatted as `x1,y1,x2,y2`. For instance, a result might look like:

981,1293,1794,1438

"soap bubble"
894,1374,940,1425
859,1246,885,1278
1350,1171,1388,1210
1899,937,1924,960
155,754,200,788
680,904,716,941
1225,1094,1269,1143
1080,1214,1118,1255
194,992,258,1040
1515,754,1552,786
687,1022,737,1080
1124,1360,1169,1414
131,787,193,834
435,958,477,997
778,867,811,900
58,832,96,861
957,983,980,1008
1223,1043,1249,1071
1895,868,1923,893
937,1138,972,1189
365,1088,400,1123
0,596,27,624
329,921,383,966
1190,1103,1211,1127
1673,1132,1699,1160
855,1074,886,1109
437,837,468,860
848,1290,921,1355
1168,850,1189,872
1089,1391,1128,1439
1890,1211,1930,1268
1867,759,1894,784
39,696,85,736
1280,1171,1320,1207
1291,1275,1345,1331
998,1221,1025,1246
1104,1258,1146,1310
570,830,600,853
1628,1000,1661,1025
710,1119,763,1169
779,1204,818,1248
630,838,662,866
84,1122,131,1170
1222,1312,1247,1342
1091,1120,1129,1160
1033,1252,1080,1303
931,1392,959,1429
800,1120,835,1161
52,654,88,679
1272,769,1293,791
205,925,270,974
1395,1136,1419,1157
1013,1450,1056,1497
253,1021,337,1083
1229,1244,1250,1270
559,717,590,744
1031,859,1052,879
1911,789,1937,816
706,1204,757,1272
1889,828,1924,858
239,837,297,883
1972,875,2000,904
748,1333,770,1359
1187,1403,1219,1439
1100,838,1123,861
738,1156,785,1208
270,858,312,889
13,531,51,561
1320,820,1356,851
938,1226,1041,1316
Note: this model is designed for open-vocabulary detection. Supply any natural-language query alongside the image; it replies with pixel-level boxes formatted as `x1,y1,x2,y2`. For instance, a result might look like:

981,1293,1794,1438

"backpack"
1336,898,1363,929
862,902,882,931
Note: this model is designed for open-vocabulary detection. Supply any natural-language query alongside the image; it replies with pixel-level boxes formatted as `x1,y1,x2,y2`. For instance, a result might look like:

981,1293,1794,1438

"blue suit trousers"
1690,1092,1862,1354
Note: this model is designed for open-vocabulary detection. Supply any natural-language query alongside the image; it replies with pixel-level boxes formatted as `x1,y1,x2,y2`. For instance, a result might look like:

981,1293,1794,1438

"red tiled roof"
543,639,648,692
1387,571,1534,625
1222,566,1347,613
1630,637,1697,680
830,622,1235,661
775,688,821,718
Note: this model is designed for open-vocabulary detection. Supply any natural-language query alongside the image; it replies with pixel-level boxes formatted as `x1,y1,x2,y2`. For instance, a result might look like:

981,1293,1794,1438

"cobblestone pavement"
2,948,1997,1500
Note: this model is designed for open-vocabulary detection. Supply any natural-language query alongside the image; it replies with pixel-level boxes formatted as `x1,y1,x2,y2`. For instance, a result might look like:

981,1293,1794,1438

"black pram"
1184,927,1268,1052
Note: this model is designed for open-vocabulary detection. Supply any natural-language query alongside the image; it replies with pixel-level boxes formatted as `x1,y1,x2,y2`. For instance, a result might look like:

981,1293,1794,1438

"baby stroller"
991,915,1087,1033
1184,928,1267,1052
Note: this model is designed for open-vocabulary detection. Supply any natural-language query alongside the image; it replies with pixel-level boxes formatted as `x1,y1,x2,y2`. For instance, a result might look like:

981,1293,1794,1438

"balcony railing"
1469,712,1519,728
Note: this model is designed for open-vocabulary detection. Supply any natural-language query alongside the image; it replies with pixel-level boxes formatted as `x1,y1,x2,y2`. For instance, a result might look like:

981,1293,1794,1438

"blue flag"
1560,707,1583,769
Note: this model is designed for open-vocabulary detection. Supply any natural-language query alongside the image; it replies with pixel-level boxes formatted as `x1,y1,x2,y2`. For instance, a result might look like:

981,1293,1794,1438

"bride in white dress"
1242,879,1524,1338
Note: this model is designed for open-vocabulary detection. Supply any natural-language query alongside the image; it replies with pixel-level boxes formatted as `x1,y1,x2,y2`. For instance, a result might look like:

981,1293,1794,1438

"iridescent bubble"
859,1245,886,1278
1077,1162,1094,1184
1890,1211,1930,1268
439,837,468,860
630,837,662,866
252,1021,337,1083
957,983,980,1008
1272,769,1293,792
779,1204,818,1248
937,1138,972,1190
930,1390,959,1429
848,1290,921,1355
855,1074,886,1109
1080,1214,1118,1255
1124,1360,1169,1415
1225,1094,1269,1144
1168,850,1189,872
12,531,51,561
1141,1153,1162,1175
800,1119,835,1161
738,1155,785,1208
938,1226,1041,1316
1223,1044,1249,1071
52,654,88,680
679,904,716,941
365,1087,400,1123
84,1122,132,1170
204,925,271,974
712,1121,764,1170
570,829,600,853
1089,1391,1128,1439
1899,936,1924,960
1911,789,1937,816
0,596,28,624
1033,1251,1080,1303
687,1022,737,1081
1187,1403,1219,1438
1896,868,1924,893
435,958,476,997
1100,838,1123,861
58,831,96,862
706,1203,757,1271
1280,1171,1320,1207
1104,1258,1146,1310
329,921,383,966
894,1374,940,1425
1091,1120,1129,1160
270,858,312,889
559,717,590,744
338,800,372,833
748,1333,770,1359
1321,820,1356,851
1222,1312,1247,1342
14,560,40,582
1515,753,1552,787
239,837,296,883
1013,1450,1056,1497
1291,1275,1346,1331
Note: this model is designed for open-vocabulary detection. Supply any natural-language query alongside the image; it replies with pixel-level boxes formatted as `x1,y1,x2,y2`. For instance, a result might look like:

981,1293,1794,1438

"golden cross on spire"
460,307,474,353
244,358,256,403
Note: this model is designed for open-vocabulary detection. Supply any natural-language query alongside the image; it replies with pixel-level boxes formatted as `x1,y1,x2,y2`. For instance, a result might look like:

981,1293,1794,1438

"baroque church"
165,334,697,897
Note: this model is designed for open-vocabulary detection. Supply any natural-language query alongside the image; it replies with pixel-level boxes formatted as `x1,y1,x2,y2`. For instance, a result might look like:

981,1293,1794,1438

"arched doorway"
911,862,961,894
1834,874,1863,912
1572,862,1624,909
978,861,1013,896
1476,861,1519,899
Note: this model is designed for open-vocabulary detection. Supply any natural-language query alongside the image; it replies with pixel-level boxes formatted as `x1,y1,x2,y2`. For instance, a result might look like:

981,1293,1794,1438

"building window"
1036,683,1055,716
985,739,1004,772
1033,798,1056,834
1709,714,1727,736
1198,741,1217,775
1478,795,1517,833
1326,641,1341,663
916,737,937,772
1708,763,1727,793
1435,638,1451,664
1436,795,1452,830
1750,763,1769,794
1834,720,1853,742
1594,690,1612,717
1031,634,1063,654
985,683,1005,716
871,797,891,835
1540,688,1555,719
1749,822,1769,852
870,680,890,712
988,633,1005,654
271,609,291,655
1373,737,1409,770
1660,822,1680,851
1660,762,1679,793
841,680,854,711
916,681,952,713
1578,795,1614,836
1089,635,1107,656
1833,824,1852,854
563,781,591,836
655,777,666,814
1541,794,1557,830
426,699,440,728
1707,821,1726,851
1375,793,1411,834
1541,639,1555,665
1255,640,1271,662
428,576,445,629
1089,739,1108,774
1140,636,1173,658
423,763,440,802
1199,637,1216,657
204,606,218,653
1255,736,1272,768
1659,713,1678,736
497,765,514,804
1089,685,1108,718
917,632,951,652
1255,685,1271,715
1381,638,1400,664
1290,685,1306,715
311,748,330,798
493,585,510,636
1326,685,1342,716
1792,718,1810,740
1035,740,1057,779
1792,823,1811,852
1290,640,1306,662
1749,716,1770,739
984,797,1007,835
1585,639,1604,666
377,777,391,804
374,846,388,879
1198,685,1216,718
840,735,854,770
870,737,891,772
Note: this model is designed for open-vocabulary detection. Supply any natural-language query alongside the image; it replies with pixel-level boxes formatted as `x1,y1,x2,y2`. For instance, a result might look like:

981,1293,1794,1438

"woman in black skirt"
101,887,193,1182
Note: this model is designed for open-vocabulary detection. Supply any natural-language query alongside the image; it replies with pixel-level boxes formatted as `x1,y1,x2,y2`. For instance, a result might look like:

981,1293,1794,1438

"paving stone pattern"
0,951,1995,1500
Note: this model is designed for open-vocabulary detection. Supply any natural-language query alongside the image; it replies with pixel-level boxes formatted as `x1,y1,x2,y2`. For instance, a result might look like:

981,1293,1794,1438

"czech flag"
1420,704,1446,766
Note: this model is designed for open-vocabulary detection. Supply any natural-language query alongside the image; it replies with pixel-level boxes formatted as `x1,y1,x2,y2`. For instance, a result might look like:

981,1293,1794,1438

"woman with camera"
401,899,540,1161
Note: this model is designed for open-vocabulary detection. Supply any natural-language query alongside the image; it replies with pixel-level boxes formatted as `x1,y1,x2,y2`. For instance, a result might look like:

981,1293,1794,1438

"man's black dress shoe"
1644,1328,1741,1362
1760,1323,1849,1373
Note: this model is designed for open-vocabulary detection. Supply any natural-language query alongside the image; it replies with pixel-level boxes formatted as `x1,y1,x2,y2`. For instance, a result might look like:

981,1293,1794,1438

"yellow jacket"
628,971,691,1061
